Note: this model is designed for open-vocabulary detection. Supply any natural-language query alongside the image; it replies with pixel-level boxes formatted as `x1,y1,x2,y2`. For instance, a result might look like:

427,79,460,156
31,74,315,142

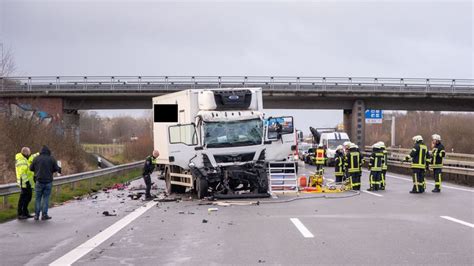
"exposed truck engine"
153,88,295,198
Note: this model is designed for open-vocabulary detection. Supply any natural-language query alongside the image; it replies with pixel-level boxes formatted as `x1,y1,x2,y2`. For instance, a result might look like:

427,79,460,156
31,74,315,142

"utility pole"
391,116,396,147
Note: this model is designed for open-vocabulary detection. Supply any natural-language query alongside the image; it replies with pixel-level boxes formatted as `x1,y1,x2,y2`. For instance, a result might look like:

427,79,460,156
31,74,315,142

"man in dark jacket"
30,145,61,220
143,150,160,200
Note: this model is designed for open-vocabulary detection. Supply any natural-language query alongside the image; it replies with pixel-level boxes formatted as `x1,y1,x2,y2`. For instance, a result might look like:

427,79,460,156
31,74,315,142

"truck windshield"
204,119,263,148
328,139,350,150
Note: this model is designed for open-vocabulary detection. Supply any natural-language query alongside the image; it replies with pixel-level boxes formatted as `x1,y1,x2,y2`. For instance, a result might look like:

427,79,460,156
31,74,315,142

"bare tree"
0,44,16,77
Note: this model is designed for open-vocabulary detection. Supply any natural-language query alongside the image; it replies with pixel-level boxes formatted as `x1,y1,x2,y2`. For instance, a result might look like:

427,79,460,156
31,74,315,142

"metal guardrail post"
270,76,274,90
400,78,404,91
452,79,456,93
192,76,196,89
138,76,142,91
28,77,32,91
322,77,326,91
243,76,248,88
373,78,378,91
349,77,353,90
296,77,300,90
426,78,430,92
84,76,88,90
218,76,222,88
56,76,60,90
111,76,115,90
2,195,7,208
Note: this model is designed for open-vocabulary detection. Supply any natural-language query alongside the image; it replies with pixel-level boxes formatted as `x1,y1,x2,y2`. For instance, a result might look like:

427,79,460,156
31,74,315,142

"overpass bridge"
1,76,473,147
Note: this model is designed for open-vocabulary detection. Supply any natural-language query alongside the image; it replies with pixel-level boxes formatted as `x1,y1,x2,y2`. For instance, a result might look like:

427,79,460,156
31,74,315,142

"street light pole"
391,116,396,147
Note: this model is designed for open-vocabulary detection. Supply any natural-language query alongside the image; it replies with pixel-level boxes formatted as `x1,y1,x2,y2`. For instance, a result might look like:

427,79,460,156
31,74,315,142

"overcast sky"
1,0,472,132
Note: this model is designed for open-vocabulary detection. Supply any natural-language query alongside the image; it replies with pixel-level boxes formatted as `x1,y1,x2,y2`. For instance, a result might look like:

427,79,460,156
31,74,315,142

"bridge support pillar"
343,100,365,148
63,110,80,143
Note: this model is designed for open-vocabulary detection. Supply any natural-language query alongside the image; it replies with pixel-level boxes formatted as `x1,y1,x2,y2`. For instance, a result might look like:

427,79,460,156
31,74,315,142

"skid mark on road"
440,216,474,228
290,218,314,238
50,201,157,266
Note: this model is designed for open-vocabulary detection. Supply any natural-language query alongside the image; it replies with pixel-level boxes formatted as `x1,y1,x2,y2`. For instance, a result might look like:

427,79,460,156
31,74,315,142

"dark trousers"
369,171,381,190
381,170,387,188
349,172,361,190
433,168,442,189
335,175,344,183
411,168,425,193
143,174,152,197
18,184,32,216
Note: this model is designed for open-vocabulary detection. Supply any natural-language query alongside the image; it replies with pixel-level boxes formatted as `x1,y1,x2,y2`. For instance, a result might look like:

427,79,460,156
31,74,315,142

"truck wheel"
196,178,208,199
165,166,186,194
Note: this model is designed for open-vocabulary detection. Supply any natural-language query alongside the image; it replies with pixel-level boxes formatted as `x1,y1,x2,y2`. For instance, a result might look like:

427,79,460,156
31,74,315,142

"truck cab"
153,88,294,198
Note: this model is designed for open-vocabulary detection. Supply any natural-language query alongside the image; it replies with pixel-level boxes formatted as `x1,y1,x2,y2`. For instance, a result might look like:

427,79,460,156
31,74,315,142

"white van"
319,132,350,165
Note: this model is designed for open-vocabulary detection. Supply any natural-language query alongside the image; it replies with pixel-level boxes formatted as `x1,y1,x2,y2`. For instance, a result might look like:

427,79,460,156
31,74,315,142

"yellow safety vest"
15,153,37,188
315,149,326,165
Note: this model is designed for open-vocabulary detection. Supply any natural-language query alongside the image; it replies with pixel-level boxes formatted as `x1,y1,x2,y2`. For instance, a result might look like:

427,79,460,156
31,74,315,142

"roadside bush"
0,116,94,184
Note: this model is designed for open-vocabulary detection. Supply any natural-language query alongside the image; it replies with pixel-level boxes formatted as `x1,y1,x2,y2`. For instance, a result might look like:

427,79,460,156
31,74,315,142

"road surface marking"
50,201,157,266
361,190,383,197
290,218,314,238
361,170,474,193
440,216,474,228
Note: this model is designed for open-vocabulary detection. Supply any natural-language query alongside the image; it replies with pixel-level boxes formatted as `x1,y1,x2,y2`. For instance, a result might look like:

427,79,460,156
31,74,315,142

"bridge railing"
1,76,473,93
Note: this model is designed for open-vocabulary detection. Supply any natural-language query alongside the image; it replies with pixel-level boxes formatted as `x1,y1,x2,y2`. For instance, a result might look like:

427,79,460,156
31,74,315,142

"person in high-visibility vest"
314,144,327,174
368,142,384,191
427,134,445,193
143,150,160,200
334,145,345,183
15,147,38,219
345,143,363,190
405,135,428,193
378,141,388,190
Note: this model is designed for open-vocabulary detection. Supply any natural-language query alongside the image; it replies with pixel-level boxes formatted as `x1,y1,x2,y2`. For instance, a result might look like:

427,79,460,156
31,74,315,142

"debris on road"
154,197,181,202
202,219,208,223
208,208,219,213
102,211,117,217
128,192,144,200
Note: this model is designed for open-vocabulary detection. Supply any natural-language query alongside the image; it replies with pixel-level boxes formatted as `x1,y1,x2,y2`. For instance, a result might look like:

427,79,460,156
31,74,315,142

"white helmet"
377,141,386,149
412,135,423,142
317,144,323,148
336,145,344,151
343,141,351,148
372,142,381,149
432,134,441,141
349,143,358,149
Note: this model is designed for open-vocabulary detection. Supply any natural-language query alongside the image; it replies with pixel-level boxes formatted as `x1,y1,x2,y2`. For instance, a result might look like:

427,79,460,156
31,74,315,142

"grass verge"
0,168,142,223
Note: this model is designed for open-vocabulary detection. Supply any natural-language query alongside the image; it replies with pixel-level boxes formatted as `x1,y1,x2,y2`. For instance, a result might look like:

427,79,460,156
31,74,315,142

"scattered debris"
258,259,266,263
73,196,83,200
202,219,208,223
187,211,195,215
128,192,144,200
102,211,117,217
208,208,219,213
111,183,127,190
155,197,181,202
178,211,185,214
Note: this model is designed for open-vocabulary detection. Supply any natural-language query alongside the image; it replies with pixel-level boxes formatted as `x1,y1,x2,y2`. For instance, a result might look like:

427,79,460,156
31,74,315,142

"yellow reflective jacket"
15,153,36,188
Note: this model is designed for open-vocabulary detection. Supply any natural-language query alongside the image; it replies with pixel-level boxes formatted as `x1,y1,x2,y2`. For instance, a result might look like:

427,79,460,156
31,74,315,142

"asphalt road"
0,162,473,265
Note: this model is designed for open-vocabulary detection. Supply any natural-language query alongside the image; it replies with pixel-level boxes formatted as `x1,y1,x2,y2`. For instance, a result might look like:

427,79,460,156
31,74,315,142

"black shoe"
17,215,28,220
26,214,34,219
34,216,39,221
409,190,419,194
432,188,441,193
41,215,52,220
380,186,385,190
367,188,375,191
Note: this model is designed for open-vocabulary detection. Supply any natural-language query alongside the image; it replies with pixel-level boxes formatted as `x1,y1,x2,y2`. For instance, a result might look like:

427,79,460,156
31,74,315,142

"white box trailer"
153,88,295,198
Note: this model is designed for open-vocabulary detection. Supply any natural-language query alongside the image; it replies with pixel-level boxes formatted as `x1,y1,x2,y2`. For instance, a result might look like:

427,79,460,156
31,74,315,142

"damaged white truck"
153,88,295,199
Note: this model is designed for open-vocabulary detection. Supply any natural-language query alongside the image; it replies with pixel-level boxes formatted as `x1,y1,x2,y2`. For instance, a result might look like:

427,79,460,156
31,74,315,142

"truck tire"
196,177,208,199
165,166,186,194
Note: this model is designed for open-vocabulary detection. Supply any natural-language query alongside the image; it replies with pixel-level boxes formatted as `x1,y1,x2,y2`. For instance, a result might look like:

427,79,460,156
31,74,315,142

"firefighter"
143,150,160,200
405,135,428,193
368,142,384,191
428,134,445,193
315,144,327,175
378,141,388,190
334,145,345,183
345,143,363,190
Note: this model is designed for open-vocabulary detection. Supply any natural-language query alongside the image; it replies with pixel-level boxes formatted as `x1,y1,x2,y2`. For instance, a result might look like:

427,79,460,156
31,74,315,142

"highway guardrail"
0,161,143,206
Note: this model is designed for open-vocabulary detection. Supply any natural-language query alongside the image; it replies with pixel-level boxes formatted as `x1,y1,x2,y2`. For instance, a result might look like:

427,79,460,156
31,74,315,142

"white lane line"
362,170,474,193
290,218,314,238
386,173,474,193
50,201,157,266
440,216,474,228
361,190,384,197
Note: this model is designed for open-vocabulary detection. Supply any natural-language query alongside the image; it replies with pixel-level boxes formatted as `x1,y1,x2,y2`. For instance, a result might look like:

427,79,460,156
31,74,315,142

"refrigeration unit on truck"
153,88,295,198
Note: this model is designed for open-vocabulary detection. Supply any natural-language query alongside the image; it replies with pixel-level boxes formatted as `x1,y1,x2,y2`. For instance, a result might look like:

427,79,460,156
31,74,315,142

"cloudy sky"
1,0,472,132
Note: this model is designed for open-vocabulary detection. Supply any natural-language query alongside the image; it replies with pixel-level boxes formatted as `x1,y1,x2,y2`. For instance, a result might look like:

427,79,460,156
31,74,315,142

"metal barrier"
0,161,143,206
1,76,473,93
